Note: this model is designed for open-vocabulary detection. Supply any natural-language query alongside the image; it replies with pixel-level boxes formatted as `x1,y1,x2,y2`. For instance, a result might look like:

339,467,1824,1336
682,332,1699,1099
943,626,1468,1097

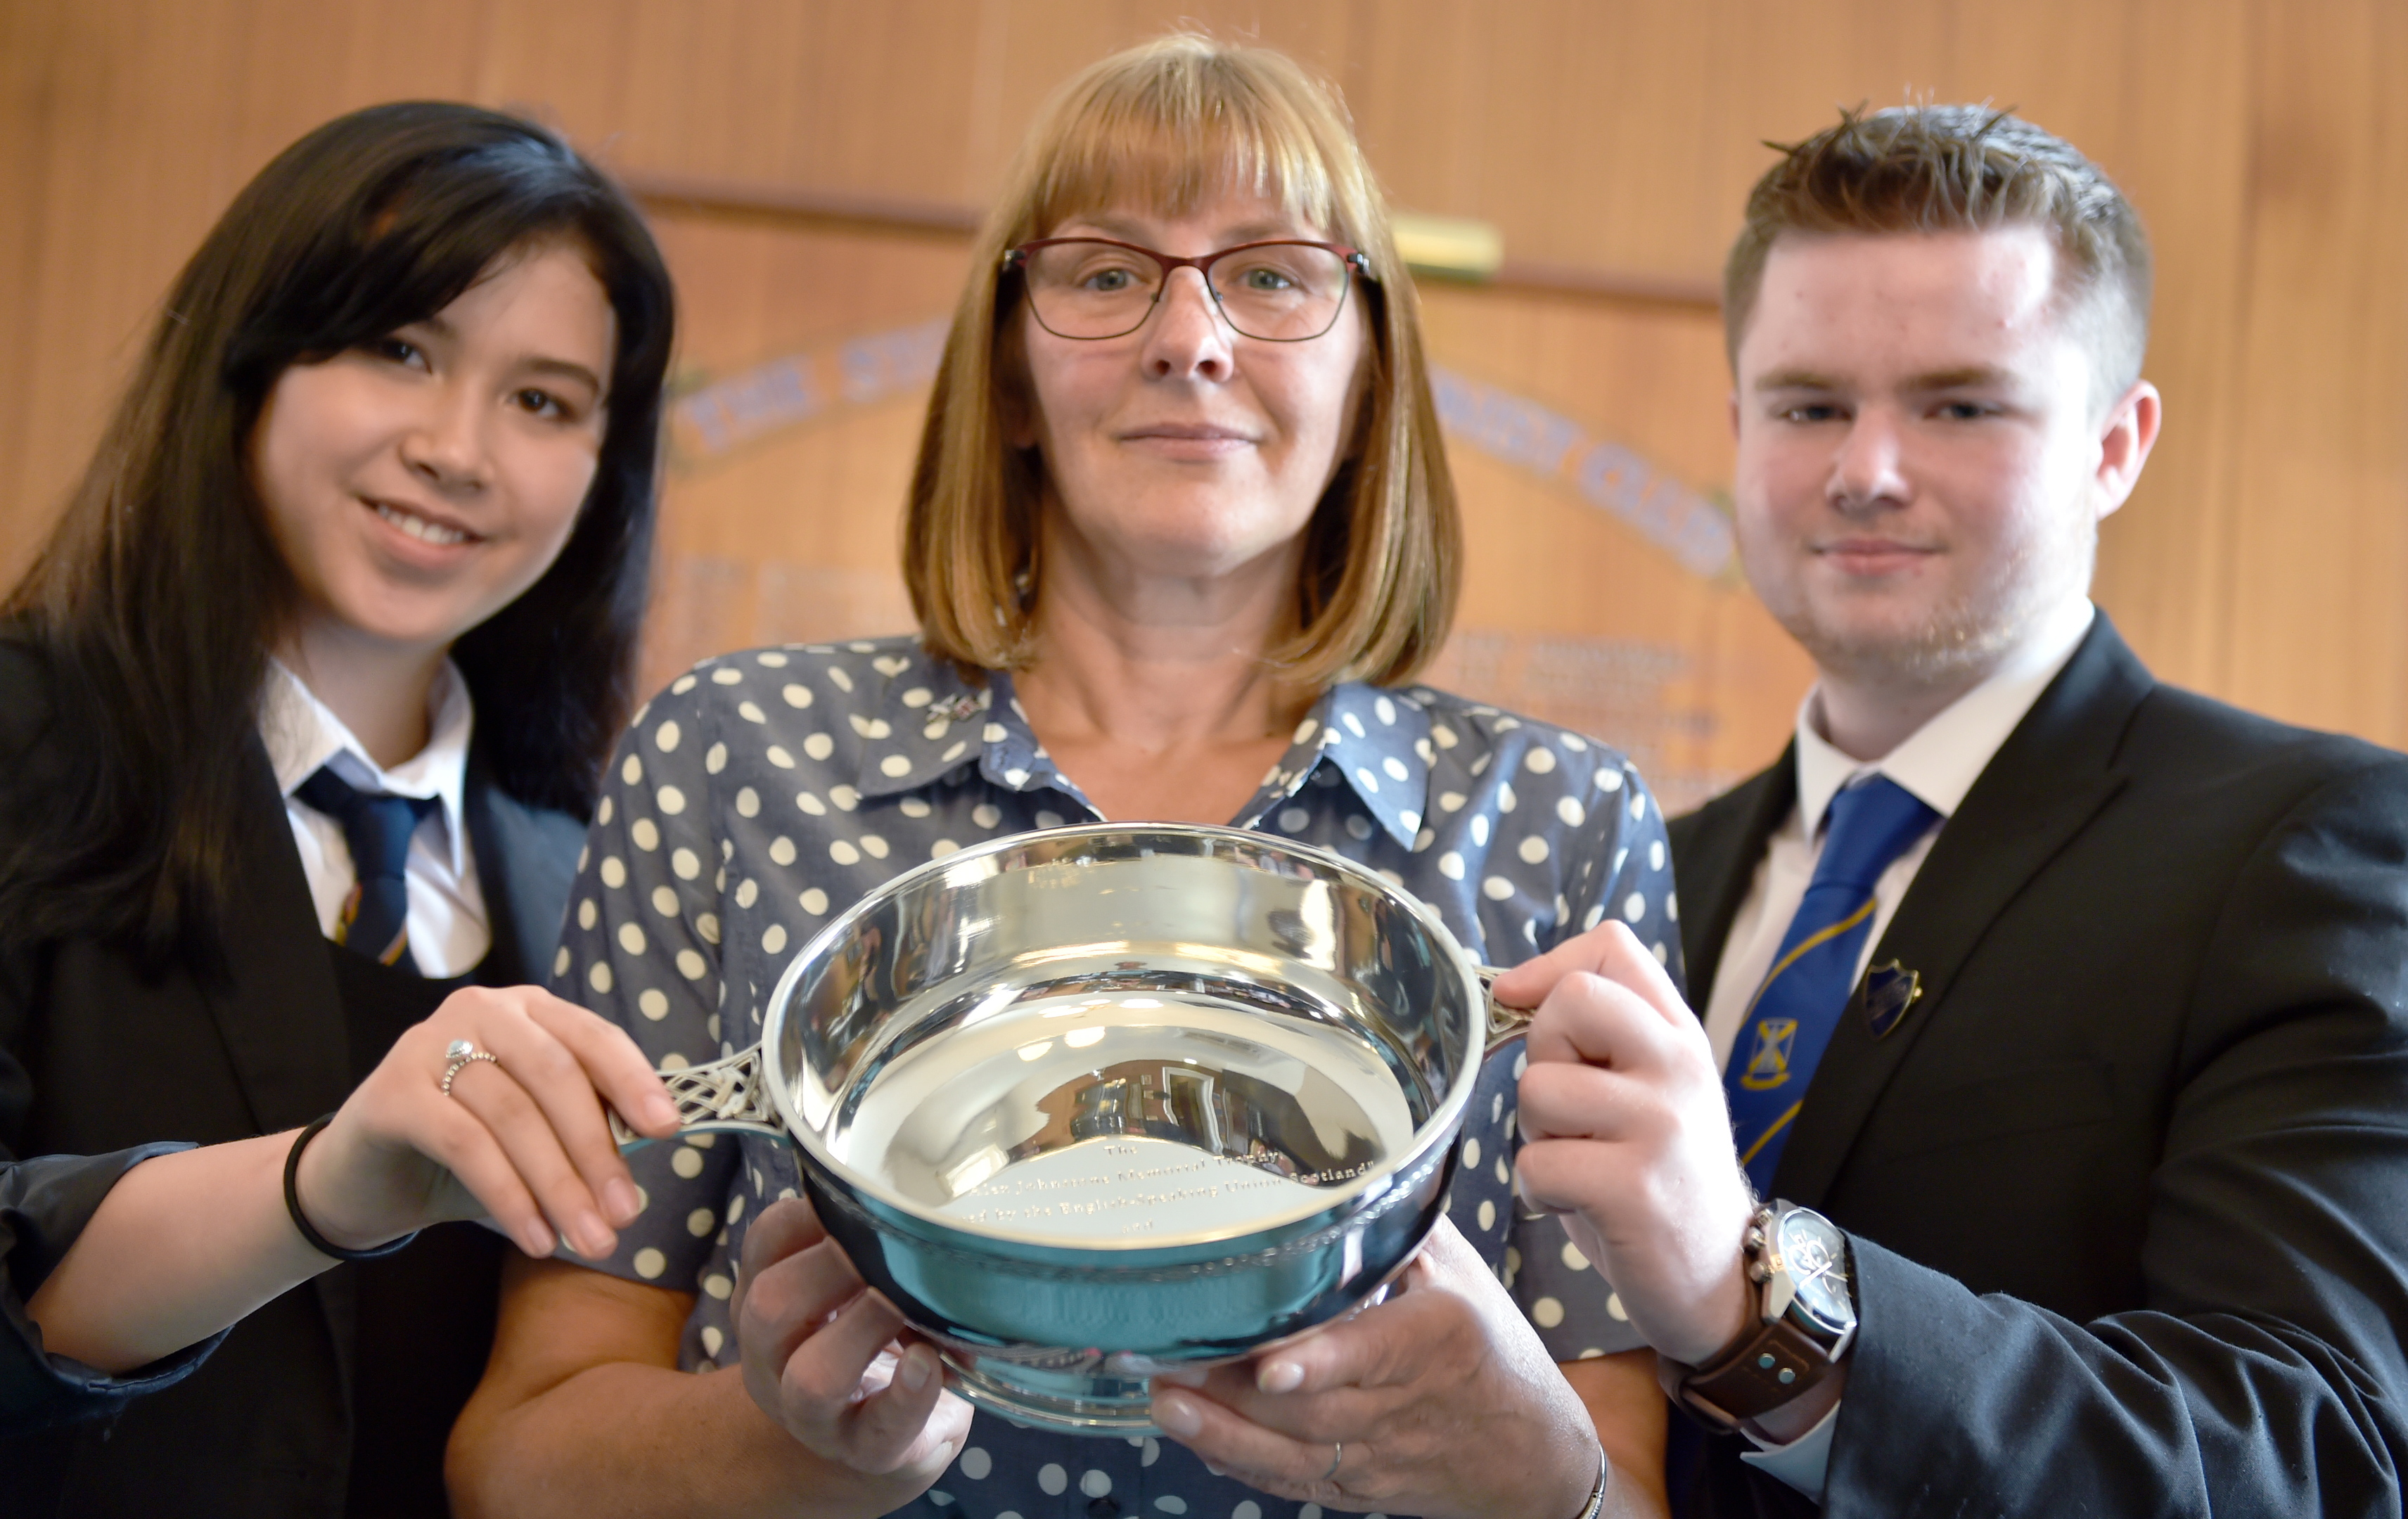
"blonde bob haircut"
905,33,1460,689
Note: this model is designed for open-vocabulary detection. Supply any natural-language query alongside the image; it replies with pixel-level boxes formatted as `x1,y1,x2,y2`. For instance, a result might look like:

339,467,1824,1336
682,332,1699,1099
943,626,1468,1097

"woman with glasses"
453,35,1678,1519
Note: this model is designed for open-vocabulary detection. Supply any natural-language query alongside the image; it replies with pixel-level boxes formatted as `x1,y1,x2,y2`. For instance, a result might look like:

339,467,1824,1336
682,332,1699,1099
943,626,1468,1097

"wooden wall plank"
1482,1,1722,278
1343,0,1494,220
2224,0,2408,741
8,0,255,570
2076,0,2254,698
475,0,639,148
0,0,67,577
1701,0,1954,263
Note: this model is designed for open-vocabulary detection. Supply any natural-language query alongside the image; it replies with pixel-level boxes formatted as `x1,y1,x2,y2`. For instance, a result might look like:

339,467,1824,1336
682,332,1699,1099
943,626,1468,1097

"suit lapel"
1676,751,1798,1011
201,748,352,1134
1769,618,2154,1208
206,747,361,1390
464,758,584,987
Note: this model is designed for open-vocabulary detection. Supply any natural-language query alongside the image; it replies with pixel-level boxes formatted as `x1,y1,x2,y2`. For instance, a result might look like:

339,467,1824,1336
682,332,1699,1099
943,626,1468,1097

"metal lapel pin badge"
1864,961,1923,1040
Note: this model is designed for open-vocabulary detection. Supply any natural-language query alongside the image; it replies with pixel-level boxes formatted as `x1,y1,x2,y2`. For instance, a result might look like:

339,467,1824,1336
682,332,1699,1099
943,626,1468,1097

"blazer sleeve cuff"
1819,1230,2408,1515
0,1144,231,1430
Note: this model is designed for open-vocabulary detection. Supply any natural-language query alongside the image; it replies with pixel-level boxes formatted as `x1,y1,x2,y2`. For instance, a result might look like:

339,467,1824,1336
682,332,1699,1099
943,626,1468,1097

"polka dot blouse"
552,636,1686,1519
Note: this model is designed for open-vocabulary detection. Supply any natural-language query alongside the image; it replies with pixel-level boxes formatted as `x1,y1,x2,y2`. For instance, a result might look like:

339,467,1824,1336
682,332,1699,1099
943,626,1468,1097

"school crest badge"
1863,961,1922,1040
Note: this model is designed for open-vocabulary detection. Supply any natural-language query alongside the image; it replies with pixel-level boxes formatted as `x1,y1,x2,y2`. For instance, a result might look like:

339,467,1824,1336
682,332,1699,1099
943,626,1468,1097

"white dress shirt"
1702,594,2094,1499
260,658,491,978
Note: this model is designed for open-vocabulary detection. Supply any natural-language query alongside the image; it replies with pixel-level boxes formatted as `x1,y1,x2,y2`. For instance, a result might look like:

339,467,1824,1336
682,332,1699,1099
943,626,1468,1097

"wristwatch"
1658,1200,1855,1435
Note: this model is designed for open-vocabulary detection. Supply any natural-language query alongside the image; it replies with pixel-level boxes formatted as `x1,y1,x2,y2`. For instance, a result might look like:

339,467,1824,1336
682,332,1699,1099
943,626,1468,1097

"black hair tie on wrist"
283,1114,418,1262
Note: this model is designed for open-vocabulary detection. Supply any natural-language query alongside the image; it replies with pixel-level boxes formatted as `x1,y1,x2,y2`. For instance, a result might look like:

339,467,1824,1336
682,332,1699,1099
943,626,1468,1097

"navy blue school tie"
295,766,437,973
1723,774,1940,1193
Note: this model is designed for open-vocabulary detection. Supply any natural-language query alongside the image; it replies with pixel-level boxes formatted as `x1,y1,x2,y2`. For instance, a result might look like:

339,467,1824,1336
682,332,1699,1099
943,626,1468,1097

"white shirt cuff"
1737,1395,1840,1502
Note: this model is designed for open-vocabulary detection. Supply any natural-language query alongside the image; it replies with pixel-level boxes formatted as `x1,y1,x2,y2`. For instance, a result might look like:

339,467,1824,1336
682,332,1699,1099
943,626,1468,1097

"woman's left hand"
1148,1217,1603,1519
292,985,682,1261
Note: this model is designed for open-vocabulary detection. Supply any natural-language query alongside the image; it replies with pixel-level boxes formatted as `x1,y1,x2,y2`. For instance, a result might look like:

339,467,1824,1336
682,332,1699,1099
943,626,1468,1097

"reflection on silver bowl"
622,822,1519,1433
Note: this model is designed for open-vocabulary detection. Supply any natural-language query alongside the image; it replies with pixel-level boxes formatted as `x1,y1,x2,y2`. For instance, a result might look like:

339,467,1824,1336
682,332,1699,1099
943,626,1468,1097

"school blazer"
0,636,584,1518
1666,615,2408,1518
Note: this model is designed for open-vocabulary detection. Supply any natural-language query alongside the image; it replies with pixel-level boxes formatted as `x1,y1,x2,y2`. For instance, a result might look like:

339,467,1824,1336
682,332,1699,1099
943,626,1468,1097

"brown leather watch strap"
1658,1313,1840,1431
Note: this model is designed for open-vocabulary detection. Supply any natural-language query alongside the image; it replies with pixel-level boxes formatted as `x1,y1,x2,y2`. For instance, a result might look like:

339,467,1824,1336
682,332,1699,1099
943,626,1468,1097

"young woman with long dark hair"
0,100,676,1517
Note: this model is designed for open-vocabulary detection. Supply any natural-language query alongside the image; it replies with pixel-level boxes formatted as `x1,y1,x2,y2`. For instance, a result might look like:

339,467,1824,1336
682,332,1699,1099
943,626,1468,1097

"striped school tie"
1724,774,1939,1193
295,766,436,973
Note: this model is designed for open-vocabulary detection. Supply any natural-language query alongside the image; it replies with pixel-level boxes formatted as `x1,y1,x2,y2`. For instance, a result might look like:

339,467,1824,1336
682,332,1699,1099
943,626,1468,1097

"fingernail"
523,1223,560,1258
1152,1392,1200,1437
606,1177,643,1223
1154,1366,1209,1389
1257,1359,1303,1394
899,1347,932,1390
575,1217,615,1257
646,1093,680,1127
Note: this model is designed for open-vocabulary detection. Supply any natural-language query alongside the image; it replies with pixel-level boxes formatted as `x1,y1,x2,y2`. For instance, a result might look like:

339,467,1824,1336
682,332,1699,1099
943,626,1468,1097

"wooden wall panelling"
0,0,65,571
2070,0,2253,699
475,0,638,149
1115,0,1355,77
1702,0,1954,254
11,0,2408,764
1341,0,1494,226
222,0,489,153
1480,1,1723,278
1936,0,2135,149
1935,0,2255,702
623,1,982,194
7,0,262,577
1,0,490,578
2225,0,2408,743
962,0,1359,209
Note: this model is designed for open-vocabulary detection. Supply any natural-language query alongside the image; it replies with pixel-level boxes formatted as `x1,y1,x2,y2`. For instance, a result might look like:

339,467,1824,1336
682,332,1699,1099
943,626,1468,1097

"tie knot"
1812,774,1940,895
295,766,436,882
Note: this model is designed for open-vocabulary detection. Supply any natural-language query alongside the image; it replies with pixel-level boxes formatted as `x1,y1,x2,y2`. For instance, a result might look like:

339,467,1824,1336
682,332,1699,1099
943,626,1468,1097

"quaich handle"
609,1045,782,1149
1480,965,1537,1052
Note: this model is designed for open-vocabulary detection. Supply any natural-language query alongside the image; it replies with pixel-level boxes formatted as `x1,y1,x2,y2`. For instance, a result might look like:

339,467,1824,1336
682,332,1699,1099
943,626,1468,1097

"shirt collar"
261,657,475,875
1257,683,1433,847
1793,596,2095,838
847,646,1005,798
850,653,1432,846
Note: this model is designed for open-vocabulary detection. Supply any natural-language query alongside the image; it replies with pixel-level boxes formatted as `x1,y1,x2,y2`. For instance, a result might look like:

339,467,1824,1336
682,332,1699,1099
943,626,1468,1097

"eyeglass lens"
1020,241,1351,341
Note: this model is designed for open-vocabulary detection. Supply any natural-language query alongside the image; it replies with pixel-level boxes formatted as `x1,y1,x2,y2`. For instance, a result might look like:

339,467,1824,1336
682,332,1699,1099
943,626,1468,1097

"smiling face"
252,239,615,667
1731,227,2153,691
1011,191,1370,593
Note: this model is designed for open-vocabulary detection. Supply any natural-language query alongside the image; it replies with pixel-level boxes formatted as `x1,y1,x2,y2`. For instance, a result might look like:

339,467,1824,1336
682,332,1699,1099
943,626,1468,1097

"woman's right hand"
731,1195,974,1486
292,985,684,1262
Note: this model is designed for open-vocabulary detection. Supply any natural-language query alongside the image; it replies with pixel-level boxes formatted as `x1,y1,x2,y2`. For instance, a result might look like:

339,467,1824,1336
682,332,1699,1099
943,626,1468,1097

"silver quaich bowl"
617,822,1526,1434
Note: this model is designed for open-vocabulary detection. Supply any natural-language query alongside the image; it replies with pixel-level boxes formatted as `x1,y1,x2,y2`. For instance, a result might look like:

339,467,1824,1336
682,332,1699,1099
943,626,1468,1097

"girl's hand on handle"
293,985,683,1260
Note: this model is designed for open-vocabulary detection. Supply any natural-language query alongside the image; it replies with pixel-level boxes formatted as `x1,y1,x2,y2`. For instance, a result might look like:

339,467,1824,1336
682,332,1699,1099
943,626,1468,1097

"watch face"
1775,1210,1854,1336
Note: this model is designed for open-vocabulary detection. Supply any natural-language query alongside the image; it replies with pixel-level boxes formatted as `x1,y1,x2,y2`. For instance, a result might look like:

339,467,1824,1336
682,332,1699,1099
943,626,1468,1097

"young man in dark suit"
1497,105,2408,1515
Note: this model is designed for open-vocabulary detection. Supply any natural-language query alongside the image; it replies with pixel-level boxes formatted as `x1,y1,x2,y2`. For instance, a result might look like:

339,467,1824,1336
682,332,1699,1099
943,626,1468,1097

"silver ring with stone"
441,1039,499,1097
